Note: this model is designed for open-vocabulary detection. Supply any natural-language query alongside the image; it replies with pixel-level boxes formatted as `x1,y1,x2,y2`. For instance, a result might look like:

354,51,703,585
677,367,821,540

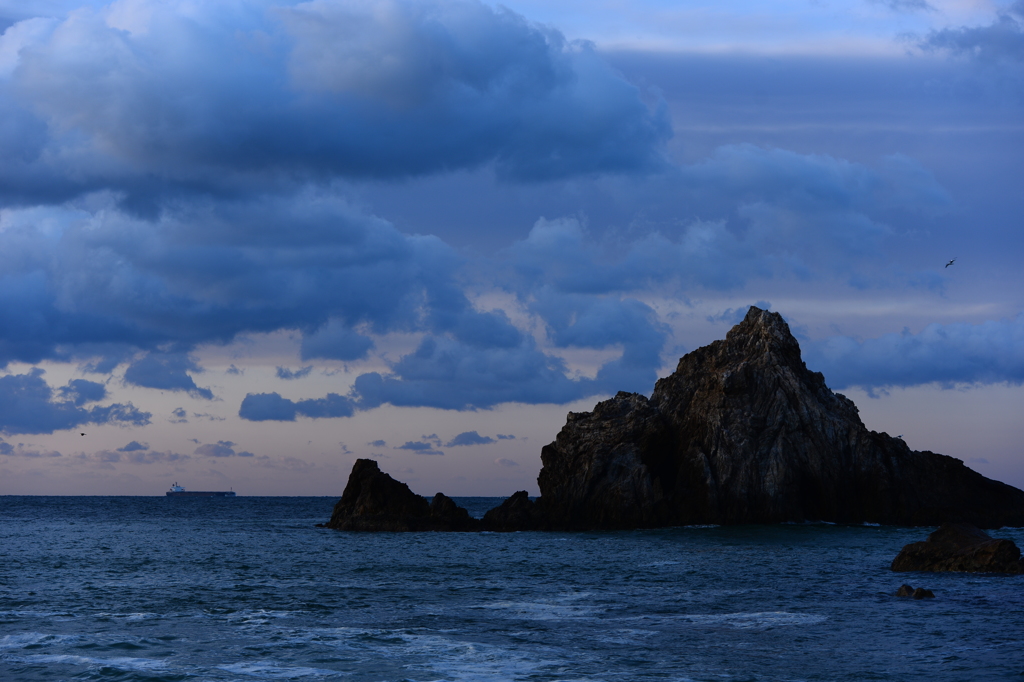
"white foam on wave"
596,628,661,645
0,633,80,650
675,611,827,629
471,600,596,620
394,633,559,681
218,661,347,678
9,653,168,672
0,610,76,619
295,627,564,680
95,611,164,622
229,609,297,626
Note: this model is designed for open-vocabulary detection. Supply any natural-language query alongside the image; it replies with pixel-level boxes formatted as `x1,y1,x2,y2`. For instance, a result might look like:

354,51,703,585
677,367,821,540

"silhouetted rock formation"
535,307,1024,529
892,523,1024,573
325,307,1024,532
326,459,479,531
481,491,543,531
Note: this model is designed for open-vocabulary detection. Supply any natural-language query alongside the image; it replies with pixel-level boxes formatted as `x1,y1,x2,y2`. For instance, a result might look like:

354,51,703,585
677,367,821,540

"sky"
0,0,1022,496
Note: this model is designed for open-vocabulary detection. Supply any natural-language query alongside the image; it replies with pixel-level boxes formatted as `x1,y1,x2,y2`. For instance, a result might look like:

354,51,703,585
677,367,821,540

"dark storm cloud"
0,442,61,458
352,335,592,410
0,0,667,207
238,392,355,421
505,149,948,296
194,440,253,458
869,0,933,11
921,4,1024,62
88,447,191,464
530,293,669,394
445,431,495,447
3,2,1019,419
396,441,444,456
122,450,190,464
300,321,374,361
57,378,107,406
123,352,214,399
276,366,313,380
805,314,1024,390
244,144,953,415
0,368,150,434
0,193,463,367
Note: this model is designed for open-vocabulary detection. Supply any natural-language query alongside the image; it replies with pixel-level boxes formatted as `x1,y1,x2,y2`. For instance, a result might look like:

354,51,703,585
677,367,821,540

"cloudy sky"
1,0,1021,496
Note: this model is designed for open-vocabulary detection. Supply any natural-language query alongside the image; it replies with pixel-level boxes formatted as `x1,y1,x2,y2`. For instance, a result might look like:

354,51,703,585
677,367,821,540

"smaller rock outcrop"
481,491,543,531
891,523,1024,573
428,492,479,531
326,459,479,531
895,584,935,599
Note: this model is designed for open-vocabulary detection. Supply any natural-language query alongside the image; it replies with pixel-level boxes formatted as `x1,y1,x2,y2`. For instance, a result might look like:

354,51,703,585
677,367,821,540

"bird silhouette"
80,433,86,436
945,258,956,268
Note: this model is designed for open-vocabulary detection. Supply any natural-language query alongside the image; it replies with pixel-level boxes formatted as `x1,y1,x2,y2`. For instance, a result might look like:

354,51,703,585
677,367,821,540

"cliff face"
537,307,1024,529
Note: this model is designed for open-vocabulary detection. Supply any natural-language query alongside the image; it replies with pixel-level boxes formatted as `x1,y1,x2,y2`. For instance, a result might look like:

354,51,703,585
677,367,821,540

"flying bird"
80,433,86,436
945,258,956,268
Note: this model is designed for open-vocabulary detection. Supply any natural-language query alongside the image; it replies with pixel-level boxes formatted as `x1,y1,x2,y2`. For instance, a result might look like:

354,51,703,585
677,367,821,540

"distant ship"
166,482,236,497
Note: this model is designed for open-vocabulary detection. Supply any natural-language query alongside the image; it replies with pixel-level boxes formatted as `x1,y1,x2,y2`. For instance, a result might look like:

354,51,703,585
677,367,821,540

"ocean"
2,496,1023,681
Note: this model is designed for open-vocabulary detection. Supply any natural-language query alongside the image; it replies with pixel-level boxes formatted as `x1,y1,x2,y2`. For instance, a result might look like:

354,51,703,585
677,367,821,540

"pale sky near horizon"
1,0,1022,496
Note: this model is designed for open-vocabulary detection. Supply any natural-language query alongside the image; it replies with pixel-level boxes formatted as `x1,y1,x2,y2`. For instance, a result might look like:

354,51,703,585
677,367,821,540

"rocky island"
892,523,1024,573
325,307,1024,531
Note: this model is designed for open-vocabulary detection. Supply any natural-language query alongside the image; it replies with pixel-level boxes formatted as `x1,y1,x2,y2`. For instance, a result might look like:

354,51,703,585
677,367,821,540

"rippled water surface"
2,496,1024,681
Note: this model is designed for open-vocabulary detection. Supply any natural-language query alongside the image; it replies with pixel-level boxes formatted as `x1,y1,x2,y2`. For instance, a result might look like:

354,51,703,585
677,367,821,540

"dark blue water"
2,497,1023,681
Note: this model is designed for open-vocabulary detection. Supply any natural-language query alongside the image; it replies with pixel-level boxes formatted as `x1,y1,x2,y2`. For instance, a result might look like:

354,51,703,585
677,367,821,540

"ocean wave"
470,600,597,620
7,653,168,672
218,661,346,678
0,633,80,650
393,633,560,681
0,609,77,618
675,611,827,629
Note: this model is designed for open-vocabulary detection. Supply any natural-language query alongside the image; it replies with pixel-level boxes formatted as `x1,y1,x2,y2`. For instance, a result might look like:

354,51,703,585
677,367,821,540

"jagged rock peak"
724,306,802,359
538,305,1024,528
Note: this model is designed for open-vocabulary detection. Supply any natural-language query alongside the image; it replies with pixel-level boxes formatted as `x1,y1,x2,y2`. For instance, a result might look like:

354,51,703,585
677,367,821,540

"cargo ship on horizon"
166,483,236,497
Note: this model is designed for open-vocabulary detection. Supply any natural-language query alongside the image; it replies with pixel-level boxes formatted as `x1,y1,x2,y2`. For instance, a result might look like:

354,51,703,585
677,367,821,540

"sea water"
2,497,1023,681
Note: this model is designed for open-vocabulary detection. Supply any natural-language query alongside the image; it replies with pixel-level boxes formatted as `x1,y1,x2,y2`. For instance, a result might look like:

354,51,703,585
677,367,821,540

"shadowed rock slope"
535,307,1024,529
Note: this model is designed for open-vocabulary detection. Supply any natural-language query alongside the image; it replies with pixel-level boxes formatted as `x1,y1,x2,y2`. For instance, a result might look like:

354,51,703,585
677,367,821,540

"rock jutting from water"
891,523,1024,573
895,584,935,599
324,306,1024,531
324,459,479,531
527,306,1024,529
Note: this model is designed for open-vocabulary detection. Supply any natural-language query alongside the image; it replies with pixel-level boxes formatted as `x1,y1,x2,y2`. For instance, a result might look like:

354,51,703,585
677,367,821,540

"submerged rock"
326,459,479,531
895,584,935,599
891,523,1024,573
535,307,1024,529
